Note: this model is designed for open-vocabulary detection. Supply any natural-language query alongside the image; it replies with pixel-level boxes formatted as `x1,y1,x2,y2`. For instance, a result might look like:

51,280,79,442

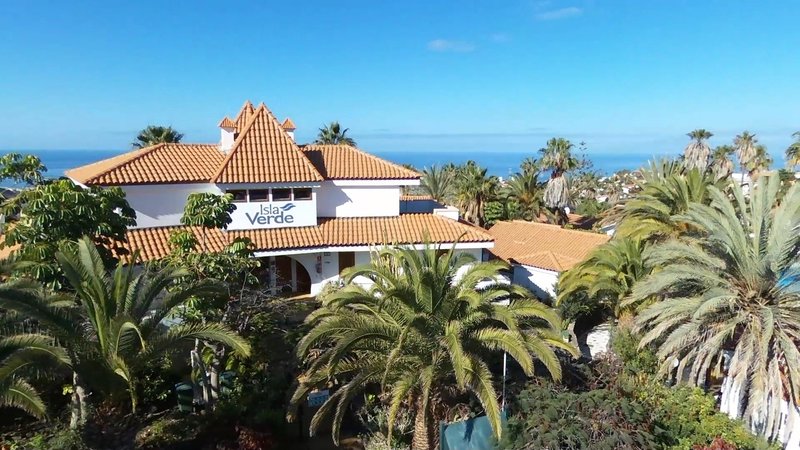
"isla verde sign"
228,200,316,230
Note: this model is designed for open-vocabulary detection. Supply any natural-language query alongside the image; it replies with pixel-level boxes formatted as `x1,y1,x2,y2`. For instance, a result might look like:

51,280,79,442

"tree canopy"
315,121,356,146
132,126,184,149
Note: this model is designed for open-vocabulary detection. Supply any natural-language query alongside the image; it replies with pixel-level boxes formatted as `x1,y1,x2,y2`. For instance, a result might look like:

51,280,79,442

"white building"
66,101,493,296
485,220,609,299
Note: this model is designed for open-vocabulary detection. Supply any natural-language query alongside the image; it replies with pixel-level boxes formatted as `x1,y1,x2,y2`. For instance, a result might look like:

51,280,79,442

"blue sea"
21,149,671,179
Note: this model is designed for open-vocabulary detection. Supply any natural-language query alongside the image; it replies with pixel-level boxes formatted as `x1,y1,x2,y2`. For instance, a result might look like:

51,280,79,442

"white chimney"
218,117,237,153
281,118,296,142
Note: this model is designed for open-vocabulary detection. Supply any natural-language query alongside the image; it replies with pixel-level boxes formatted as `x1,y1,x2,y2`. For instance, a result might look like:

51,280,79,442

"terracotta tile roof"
65,144,225,185
218,116,236,128
214,104,323,184
234,100,255,131
124,214,493,261
534,213,598,230
302,145,420,180
281,118,296,130
486,220,609,272
66,102,422,185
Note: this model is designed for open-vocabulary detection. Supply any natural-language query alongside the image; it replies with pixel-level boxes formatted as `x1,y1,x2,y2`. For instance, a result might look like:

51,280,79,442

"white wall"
512,264,559,299
123,183,221,228
315,181,400,217
291,247,485,296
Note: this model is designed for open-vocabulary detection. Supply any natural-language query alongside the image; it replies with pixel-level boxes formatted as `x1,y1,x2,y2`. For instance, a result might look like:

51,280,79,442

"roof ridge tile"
213,104,323,183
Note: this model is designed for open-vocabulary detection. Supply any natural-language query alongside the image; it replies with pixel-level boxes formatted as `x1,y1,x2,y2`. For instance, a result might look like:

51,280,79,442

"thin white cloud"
489,33,512,43
535,6,583,20
427,39,475,53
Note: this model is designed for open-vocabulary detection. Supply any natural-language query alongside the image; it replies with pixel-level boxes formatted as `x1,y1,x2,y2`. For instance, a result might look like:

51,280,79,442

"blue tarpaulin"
440,410,507,450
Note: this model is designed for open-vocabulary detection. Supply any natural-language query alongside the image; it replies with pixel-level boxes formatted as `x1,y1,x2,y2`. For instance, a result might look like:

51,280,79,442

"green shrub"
500,382,656,449
637,381,778,450
609,326,658,377
501,354,777,450
16,429,89,450
135,413,207,449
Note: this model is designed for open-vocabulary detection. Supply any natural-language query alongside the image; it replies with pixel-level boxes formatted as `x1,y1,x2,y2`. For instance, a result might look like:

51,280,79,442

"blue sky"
1,0,798,161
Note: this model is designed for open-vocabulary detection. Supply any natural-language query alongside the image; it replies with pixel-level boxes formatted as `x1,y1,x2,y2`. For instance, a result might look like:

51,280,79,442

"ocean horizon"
11,149,677,180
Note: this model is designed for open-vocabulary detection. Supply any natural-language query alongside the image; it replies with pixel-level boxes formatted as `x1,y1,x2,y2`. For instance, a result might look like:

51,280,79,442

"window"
248,189,269,202
272,188,292,201
293,188,312,200
227,190,247,203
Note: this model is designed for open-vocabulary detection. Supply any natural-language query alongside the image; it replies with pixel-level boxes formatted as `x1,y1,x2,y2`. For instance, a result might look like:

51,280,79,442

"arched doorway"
257,255,311,296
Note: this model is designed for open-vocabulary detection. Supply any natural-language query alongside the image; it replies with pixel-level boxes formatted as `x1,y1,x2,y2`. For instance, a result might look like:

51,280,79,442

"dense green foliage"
502,382,656,449
0,152,46,185
2,179,136,287
501,350,776,450
315,121,356,145
132,125,184,148
0,238,250,426
627,174,800,439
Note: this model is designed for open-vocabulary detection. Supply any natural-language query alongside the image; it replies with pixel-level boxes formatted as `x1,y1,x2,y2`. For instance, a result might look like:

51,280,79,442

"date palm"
453,161,498,227
710,145,735,180
557,237,647,318
420,164,454,203
683,129,713,173
288,244,576,450
0,332,69,419
505,158,545,220
613,162,719,242
751,144,773,178
540,138,580,224
734,131,759,176
785,132,800,170
0,237,250,426
315,121,356,146
626,174,800,440
132,125,183,149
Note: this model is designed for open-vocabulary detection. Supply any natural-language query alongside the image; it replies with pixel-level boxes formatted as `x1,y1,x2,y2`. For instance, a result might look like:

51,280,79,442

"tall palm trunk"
411,397,434,450
69,371,88,428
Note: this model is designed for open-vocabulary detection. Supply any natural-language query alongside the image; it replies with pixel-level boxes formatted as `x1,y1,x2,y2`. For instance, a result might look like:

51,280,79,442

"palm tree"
785,132,800,170
420,165,454,203
0,237,250,426
452,161,498,227
733,131,758,176
683,129,713,173
710,145,735,180
505,158,545,221
288,244,576,450
613,161,720,242
539,138,580,224
132,126,183,149
0,332,69,419
315,122,356,146
751,144,773,178
625,174,800,440
557,237,648,318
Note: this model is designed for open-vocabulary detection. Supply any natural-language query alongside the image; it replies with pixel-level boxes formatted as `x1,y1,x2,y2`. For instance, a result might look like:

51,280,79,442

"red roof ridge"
504,220,604,237
212,104,265,182
303,144,419,179
281,117,296,130
213,104,323,183
66,143,164,184
233,100,255,129
65,143,225,185
218,116,236,128
511,250,579,272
